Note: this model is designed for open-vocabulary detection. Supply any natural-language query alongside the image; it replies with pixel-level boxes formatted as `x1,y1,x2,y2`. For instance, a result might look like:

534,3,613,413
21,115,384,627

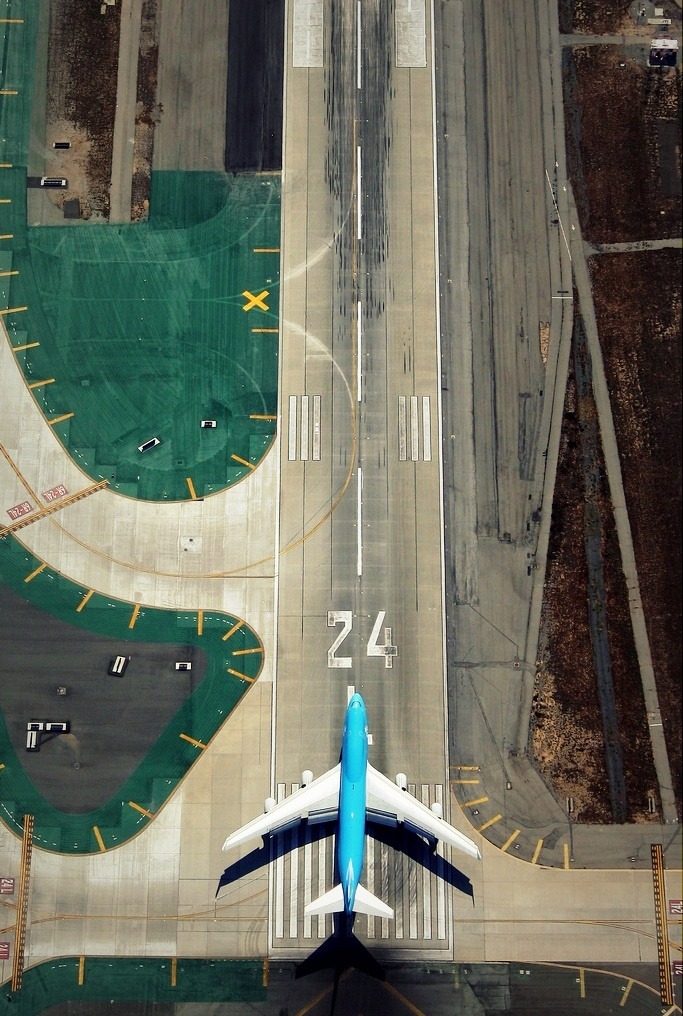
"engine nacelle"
395,772,407,791
301,770,313,787
264,797,276,813
430,801,443,819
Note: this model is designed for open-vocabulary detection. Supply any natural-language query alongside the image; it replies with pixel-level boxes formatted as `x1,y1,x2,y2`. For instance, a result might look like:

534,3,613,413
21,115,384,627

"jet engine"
395,772,407,791
430,801,443,819
301,770,313,787
264,797,276,813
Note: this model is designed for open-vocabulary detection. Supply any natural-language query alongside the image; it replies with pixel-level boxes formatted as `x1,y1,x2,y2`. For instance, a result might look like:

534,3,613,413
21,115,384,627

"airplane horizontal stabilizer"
304,883,345,917
352,883,394,919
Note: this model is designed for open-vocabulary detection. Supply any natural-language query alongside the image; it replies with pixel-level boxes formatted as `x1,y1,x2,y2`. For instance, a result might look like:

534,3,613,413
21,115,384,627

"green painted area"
0,958,265,1013
0,536,263,853
5,169,280,501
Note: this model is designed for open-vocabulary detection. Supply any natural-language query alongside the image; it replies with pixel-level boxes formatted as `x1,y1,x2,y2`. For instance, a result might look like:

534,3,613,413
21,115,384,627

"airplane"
221,691,481,921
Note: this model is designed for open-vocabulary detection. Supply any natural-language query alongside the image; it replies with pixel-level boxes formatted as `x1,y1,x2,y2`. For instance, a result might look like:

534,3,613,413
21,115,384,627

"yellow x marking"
242,289,269,312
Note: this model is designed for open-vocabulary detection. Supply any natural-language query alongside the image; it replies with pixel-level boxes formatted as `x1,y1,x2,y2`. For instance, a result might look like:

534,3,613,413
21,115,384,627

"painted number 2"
327,610,398,669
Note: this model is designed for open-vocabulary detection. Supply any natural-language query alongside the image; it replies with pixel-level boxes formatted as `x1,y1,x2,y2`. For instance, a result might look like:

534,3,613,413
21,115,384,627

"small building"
649,38,678,66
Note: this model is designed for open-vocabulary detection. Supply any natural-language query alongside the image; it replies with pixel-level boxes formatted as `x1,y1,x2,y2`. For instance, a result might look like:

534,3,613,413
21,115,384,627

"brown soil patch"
590,249,682,811
564,46,682,243
533,342,661,824
45,0,122,219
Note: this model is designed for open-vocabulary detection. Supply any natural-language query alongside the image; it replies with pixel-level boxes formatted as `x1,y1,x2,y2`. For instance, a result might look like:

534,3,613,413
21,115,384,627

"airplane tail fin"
352,883,394,919
304,883,345,917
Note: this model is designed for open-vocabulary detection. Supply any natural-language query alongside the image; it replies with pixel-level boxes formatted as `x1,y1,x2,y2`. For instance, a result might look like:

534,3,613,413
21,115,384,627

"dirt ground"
532,17,682,820
564,45,681,243
45,0,122,219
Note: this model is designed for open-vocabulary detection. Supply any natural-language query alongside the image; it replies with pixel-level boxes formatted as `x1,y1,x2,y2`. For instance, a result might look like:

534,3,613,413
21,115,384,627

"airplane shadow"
216,819,474,992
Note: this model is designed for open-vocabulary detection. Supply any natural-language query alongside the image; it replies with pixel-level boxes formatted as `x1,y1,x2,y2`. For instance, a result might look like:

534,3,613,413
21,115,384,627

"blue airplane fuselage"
338,694,368,914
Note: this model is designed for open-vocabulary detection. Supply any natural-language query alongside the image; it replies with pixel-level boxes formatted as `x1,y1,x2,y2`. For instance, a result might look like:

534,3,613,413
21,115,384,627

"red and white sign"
43,484,68,503
0,942,9,960
6,500,33,521
670,899,683,916
0,878,14,894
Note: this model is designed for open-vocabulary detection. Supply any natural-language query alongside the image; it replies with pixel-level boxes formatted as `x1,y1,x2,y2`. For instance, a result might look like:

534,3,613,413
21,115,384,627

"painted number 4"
327,610,398,669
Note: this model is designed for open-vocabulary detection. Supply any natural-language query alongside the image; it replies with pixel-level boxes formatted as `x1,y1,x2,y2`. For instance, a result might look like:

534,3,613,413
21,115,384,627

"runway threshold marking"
501,829,521,852
78,956,85,985
620,978,634,1005
128,801,154,819
242,289,269,312
465,797,489,807
185,476,197,499
231,453,255,470
12,341,39,351
92,826,106,852
477,814,501,832
75,589,94,612
128,603,141,628
227,667,255,683
179,733,206,749
222,620,244,641
531,839,544,864
24,563,46,583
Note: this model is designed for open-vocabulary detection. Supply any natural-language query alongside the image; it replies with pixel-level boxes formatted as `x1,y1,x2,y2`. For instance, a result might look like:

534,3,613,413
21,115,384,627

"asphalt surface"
0,586,204,813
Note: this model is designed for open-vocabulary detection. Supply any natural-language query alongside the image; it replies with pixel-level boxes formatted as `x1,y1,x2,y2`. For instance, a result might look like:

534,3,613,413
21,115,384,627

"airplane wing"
222,764,341,851
366,764,481,860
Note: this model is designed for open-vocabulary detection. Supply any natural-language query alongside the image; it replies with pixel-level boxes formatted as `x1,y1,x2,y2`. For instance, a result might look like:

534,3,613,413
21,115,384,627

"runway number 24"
327,610,398,669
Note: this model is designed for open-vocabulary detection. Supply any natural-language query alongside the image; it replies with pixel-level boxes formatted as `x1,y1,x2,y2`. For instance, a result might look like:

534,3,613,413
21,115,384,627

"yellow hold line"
232,646,263,656
465,796,489,808
129,603,141,628
171,957,177,987
250,414,277,420
197,609,203,636
227,667,255,683
477,813,502,832
0,269,18,277
0,306,27,315
231,453,255,469
531,838,544,864
28,378,55,389
92,826,106,852
222,619,244,641
78,956,85,985
49,412,74,425
129,801,154,819
76,589,94,612
186,476,197,499
24,563,46,583
501,829,520,853
13,342,39,351
253,247,280,253
179,733,206,749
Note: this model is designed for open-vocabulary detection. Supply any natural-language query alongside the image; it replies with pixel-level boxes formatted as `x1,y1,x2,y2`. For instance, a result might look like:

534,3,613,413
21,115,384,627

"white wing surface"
366,764,481,860
222,764,341,852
